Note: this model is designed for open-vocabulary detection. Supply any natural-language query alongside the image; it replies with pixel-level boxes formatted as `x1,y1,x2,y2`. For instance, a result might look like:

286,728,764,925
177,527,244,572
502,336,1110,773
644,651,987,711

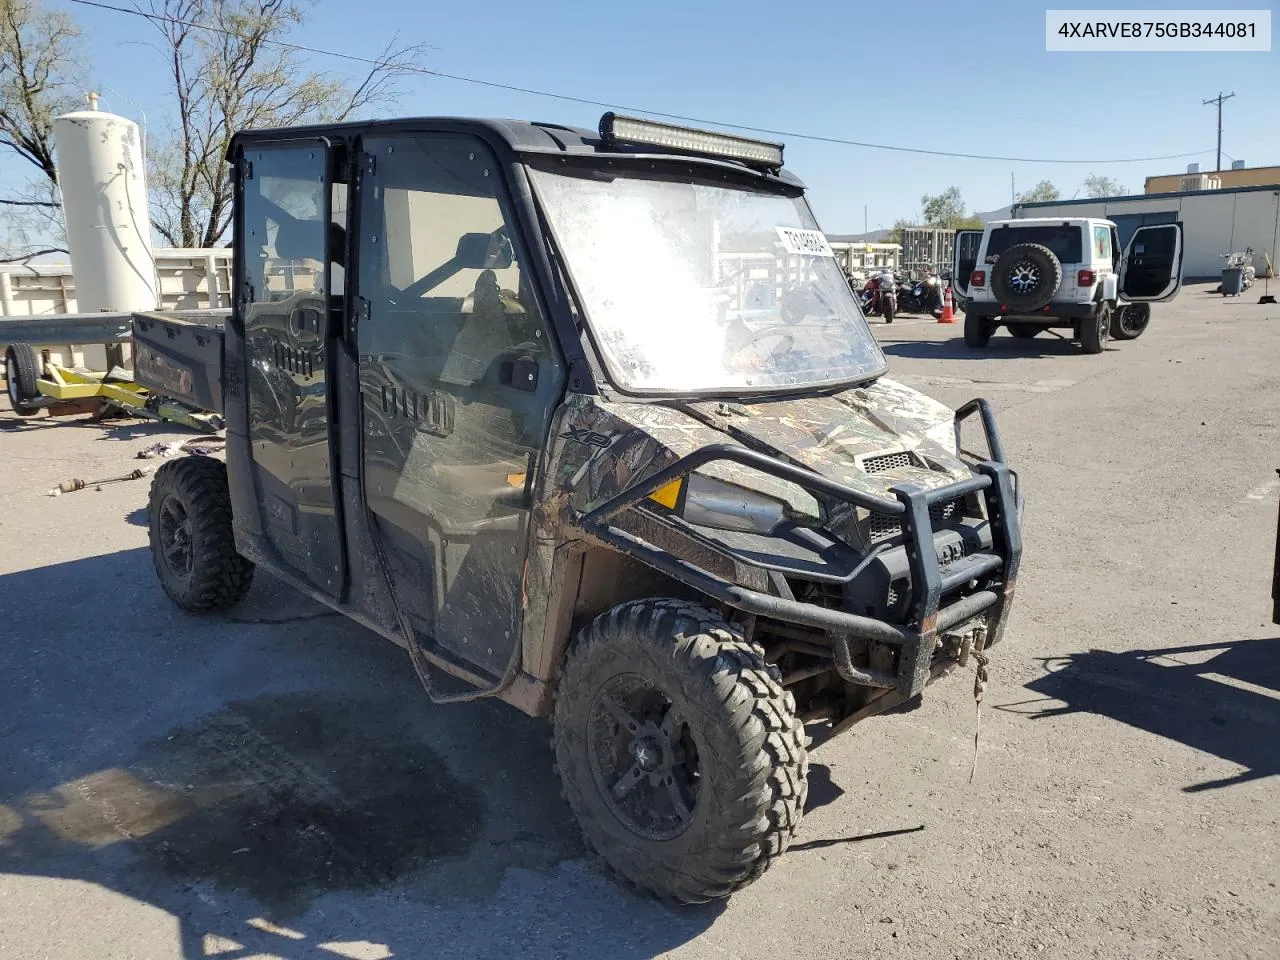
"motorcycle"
898,273,945,316
860,271,897,323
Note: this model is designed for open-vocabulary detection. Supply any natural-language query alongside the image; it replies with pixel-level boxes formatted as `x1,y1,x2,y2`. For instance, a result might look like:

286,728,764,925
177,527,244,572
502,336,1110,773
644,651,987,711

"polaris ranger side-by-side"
127,113,1023,902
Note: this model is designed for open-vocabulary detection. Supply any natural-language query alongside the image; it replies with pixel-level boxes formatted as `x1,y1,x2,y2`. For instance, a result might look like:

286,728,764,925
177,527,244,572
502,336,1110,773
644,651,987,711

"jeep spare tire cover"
991,242,1063,312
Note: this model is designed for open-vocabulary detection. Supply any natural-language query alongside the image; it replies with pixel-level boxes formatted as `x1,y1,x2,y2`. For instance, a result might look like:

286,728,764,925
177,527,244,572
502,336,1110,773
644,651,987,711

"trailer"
2,310,226,432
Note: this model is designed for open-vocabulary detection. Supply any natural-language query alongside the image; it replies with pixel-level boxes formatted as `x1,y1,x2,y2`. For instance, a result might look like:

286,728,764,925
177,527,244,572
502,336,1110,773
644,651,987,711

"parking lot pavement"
1,281,1277,959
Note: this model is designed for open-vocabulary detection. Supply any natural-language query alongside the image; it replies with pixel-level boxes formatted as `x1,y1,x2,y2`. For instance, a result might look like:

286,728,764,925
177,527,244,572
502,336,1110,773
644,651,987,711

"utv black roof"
227,115,806,188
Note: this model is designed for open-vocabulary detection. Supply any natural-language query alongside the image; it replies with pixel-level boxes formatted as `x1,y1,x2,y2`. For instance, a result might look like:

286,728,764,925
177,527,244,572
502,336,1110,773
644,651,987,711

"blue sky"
13,0,1280,234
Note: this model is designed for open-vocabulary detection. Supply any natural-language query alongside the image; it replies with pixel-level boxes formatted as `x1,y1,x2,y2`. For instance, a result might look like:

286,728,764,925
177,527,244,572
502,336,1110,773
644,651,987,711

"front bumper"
576,399,1023,700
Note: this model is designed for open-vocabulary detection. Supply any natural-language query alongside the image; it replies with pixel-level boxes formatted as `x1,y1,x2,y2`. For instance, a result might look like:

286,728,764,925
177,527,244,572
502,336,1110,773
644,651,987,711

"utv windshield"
528,164,886,394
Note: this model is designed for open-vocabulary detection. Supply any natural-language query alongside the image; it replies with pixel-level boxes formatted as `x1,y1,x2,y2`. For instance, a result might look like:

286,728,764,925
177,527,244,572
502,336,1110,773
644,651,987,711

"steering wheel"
725,324,795,366
780,282,838,323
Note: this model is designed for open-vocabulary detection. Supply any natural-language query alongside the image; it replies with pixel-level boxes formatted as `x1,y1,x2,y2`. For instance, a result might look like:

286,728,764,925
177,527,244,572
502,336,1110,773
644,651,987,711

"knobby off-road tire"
553,599,809,903
1080,303,1112,355
991,242,1063,312
1111,302,1150,340
964,312,993,348
148,457,254,611
4,342,42,416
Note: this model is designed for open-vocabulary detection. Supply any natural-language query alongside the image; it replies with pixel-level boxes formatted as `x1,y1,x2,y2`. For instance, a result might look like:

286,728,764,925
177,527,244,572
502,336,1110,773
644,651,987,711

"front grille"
867,497,962,544
869,512,902,543
930,499,959,524
862,450,916,474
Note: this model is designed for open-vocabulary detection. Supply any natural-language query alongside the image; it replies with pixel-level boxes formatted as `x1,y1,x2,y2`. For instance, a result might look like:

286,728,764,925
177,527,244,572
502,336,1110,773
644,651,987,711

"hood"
552,378,968,528
679,378,968,500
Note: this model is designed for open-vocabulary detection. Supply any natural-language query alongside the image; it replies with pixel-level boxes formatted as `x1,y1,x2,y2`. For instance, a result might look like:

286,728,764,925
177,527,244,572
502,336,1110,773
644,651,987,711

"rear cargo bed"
131,310,227,414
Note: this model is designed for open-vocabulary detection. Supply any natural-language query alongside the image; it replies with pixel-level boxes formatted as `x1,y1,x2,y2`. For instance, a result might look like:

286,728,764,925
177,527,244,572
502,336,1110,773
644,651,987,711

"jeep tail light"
971,270,986,287
1077,269,1095,287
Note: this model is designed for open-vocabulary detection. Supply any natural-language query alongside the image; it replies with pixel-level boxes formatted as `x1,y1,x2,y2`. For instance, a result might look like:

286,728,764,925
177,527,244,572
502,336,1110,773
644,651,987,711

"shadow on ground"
0,548,721,959
1003,638,1280,793
881,333,1093,361
0,410,182,440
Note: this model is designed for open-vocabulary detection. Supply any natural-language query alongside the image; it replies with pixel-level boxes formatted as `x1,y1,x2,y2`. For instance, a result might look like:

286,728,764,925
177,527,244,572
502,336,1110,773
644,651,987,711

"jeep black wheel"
1007,323,1039,340
1080,303,1111,354
964,313,993,348
553,599,808,903
148,457,254,611
990,243,1063,312
4,342,42,416
1111,302,1150,340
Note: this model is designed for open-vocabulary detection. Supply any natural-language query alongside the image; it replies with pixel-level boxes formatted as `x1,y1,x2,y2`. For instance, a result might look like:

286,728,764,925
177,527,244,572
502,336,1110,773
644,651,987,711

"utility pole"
864,204,868,235
1011,172,1015,205
1203,91,1236,171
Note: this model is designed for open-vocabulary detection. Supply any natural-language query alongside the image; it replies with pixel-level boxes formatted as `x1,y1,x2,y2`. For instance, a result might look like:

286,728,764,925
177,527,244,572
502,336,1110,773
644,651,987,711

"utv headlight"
649,473,788,534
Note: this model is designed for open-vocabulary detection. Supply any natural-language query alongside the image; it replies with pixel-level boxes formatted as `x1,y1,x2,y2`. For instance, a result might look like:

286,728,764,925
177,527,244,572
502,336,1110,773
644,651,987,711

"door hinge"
351,296,370,338
361,152,376,177
241,158,254,180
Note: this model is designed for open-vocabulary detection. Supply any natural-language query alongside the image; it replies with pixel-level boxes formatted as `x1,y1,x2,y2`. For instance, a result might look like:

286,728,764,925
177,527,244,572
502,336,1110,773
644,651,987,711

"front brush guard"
576,398,1023,699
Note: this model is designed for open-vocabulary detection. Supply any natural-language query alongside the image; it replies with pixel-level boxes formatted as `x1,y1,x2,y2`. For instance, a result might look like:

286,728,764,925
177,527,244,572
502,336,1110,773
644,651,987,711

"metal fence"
829,242,901,279
897,228,955,279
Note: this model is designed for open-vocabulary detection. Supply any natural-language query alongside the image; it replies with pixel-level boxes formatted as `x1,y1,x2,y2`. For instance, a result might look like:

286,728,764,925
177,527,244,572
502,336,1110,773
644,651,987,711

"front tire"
964,313,993,348
1080,303,1111,354
148,457,254,611
1111,302,1150,340
553,599,808,903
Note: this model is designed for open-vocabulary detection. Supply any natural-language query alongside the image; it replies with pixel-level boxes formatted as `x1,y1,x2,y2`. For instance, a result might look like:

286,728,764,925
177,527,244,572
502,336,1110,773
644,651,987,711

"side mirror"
455,231,514,270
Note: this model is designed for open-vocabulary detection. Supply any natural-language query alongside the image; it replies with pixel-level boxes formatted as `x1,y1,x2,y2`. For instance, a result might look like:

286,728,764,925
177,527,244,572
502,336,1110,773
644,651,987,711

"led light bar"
599,113,784,171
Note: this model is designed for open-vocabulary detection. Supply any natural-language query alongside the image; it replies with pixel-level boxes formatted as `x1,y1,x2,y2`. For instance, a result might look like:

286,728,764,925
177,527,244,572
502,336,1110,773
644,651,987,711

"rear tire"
1111,302,1150,340
553,599,808,903
1007,323,1039,340
990,242,1063,312
148,457,254,611
4,343,42,416
964,313,993,348
1080,303,1111,355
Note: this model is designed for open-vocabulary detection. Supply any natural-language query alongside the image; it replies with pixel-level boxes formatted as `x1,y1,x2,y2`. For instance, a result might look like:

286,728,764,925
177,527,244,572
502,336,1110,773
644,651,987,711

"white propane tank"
52,94,158,313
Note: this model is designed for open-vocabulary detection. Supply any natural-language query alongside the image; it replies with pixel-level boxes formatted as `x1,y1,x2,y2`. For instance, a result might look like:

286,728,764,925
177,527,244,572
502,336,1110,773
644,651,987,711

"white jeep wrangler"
951,217,1184,354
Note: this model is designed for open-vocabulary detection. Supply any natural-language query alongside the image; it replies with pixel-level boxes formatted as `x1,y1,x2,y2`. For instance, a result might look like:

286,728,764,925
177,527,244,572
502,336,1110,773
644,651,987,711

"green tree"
920,186,965,227
1082,174,1128,198
1017,180,1060,203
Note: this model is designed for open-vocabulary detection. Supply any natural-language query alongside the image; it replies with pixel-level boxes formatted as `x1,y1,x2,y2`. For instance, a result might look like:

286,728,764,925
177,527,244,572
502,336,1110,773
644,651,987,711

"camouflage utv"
133,112,1024,903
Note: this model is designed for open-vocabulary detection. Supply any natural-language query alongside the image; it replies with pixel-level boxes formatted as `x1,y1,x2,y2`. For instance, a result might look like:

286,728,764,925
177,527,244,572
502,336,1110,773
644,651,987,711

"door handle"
500,357,539,393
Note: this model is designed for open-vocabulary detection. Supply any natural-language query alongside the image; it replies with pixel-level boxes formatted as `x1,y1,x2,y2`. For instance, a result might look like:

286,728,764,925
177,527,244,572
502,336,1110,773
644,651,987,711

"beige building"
1146,165,1280,194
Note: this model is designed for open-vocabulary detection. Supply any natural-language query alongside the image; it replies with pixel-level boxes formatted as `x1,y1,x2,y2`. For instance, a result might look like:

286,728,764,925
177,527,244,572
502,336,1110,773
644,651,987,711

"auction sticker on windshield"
776,227,834,257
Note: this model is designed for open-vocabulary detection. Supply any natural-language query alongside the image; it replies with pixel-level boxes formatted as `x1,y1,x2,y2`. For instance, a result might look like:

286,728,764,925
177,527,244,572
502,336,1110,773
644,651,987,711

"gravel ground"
1,282,1277,959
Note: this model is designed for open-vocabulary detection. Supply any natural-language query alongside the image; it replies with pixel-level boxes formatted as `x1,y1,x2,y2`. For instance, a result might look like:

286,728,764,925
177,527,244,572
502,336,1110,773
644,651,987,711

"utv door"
953,229,983,299
354,132,565,678
236,142,344,596
1120,222,1184,302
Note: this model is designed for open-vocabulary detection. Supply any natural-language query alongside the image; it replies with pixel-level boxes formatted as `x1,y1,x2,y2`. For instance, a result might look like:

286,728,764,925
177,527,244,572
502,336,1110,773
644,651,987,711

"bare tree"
144,0,427,247
0,0,84,257
0,0,84,184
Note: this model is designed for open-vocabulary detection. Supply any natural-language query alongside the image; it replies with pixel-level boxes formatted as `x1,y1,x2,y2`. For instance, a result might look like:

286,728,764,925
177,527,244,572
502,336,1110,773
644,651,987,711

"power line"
69,0,1213,166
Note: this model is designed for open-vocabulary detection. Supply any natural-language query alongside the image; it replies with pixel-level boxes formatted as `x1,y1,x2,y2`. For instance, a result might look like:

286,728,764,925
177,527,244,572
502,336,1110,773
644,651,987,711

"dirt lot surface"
1,282,1277,959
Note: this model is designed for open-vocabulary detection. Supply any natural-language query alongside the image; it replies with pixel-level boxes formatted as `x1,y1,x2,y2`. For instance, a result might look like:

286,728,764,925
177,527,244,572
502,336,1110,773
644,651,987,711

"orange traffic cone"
938,285,957,323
